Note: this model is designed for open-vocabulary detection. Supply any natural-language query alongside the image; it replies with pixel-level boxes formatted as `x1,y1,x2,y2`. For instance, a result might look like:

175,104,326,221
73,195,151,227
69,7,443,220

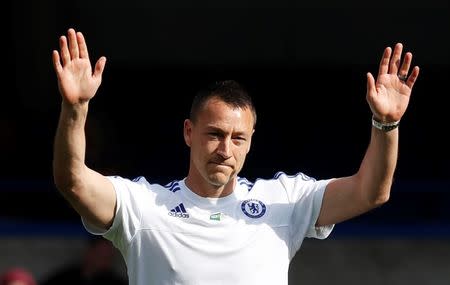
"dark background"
3,1,449,235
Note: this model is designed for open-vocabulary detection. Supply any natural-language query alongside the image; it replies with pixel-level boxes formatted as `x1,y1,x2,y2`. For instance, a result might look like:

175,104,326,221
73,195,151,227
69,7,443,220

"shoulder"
241,171,325,201
241,171,317,189
107,175,179,193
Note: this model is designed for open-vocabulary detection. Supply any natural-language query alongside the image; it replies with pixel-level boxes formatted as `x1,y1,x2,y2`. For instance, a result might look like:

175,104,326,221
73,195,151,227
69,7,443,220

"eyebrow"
204,125,249,137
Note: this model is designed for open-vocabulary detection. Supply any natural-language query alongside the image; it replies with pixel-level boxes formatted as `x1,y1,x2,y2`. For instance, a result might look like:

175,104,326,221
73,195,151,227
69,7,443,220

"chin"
207,173,232,187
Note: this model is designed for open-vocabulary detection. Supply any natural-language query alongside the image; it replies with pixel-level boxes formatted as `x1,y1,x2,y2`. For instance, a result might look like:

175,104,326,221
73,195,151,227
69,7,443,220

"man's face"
184,97,254,187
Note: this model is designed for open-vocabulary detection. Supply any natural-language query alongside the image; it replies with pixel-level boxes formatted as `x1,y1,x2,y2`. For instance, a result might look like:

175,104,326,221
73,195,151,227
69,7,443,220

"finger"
366,72,376,98
52,50,63,74
59,36,70,66
366,72,378,106
397,52,412,79
389,43,403,75
377,47,392,78
77,31,89,59
93,56,107,79
406,66,420,89
67,28,79,59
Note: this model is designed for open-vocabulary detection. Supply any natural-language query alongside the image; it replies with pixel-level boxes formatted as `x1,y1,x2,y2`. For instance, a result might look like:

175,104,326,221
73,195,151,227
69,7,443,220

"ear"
183,119,193,147
246,129,255,154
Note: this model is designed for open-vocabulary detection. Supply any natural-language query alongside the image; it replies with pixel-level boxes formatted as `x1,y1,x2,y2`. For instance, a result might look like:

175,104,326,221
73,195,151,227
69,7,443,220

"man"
52,28,419,284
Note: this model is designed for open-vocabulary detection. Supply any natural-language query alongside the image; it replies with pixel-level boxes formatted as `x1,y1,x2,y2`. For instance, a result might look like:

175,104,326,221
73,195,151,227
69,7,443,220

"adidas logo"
168,203,189,218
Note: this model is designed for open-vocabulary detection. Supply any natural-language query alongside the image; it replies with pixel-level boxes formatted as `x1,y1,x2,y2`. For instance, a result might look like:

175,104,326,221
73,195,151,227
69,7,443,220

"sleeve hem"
307,178,335,239
81,176,121,237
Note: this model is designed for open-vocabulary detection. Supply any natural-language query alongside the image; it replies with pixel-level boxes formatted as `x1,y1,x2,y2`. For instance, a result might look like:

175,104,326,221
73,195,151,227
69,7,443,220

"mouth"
209,161,232,168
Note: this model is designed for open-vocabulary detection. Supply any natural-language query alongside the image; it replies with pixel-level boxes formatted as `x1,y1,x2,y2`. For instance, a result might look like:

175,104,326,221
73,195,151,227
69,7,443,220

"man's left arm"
316,43,420,227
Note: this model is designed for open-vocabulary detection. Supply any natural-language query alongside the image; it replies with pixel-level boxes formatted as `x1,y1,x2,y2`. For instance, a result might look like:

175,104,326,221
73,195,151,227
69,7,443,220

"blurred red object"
0,268,37,285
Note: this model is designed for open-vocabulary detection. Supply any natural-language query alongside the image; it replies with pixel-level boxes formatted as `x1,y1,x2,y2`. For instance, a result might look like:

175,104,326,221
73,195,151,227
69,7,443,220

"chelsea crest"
241,199,266,218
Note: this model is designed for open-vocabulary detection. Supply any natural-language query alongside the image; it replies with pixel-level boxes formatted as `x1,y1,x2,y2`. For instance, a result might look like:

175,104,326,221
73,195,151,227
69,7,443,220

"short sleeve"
82,176,143,253
276,172,334,256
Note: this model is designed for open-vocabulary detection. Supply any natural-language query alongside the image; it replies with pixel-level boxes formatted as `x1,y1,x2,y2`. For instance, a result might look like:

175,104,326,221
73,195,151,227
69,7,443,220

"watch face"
372,117,399,132
382,124,399,131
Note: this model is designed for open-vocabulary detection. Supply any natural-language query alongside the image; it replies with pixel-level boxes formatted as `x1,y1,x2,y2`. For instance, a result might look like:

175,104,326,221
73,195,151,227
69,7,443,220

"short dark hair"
190,80,257,127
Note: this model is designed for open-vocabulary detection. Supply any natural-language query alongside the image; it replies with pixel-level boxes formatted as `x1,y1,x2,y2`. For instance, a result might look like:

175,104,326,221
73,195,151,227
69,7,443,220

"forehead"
197,98,254,131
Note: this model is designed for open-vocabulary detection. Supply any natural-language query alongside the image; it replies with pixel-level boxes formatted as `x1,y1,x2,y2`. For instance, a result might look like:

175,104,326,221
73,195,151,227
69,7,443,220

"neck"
185,174,236,198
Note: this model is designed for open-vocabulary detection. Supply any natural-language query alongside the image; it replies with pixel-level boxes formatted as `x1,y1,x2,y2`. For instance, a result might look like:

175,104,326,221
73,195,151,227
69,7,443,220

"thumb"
366,72,376,98
93,56,107,79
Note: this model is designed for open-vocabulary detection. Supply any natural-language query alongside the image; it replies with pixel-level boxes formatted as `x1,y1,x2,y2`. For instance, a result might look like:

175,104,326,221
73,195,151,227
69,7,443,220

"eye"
232,136,246,144
208,132,221,139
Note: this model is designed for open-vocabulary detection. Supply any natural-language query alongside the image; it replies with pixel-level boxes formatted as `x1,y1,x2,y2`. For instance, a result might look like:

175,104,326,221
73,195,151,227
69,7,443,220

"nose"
216,137,232,159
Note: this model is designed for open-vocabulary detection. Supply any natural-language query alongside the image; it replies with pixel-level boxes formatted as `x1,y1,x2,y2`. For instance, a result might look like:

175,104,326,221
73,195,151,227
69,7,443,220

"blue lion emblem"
248,202,260,214
241,199,266,218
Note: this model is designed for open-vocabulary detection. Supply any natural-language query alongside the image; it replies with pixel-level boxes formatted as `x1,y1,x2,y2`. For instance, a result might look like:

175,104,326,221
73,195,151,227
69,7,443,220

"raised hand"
366,43,420,123
52,28,106,105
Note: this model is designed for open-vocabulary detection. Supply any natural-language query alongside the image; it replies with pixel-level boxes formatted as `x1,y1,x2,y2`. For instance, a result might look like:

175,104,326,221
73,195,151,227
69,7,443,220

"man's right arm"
52,28,115,231
53,102,116,230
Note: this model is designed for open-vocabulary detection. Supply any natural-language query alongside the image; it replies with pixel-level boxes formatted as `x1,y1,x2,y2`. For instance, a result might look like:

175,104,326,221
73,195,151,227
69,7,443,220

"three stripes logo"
168,203,190,218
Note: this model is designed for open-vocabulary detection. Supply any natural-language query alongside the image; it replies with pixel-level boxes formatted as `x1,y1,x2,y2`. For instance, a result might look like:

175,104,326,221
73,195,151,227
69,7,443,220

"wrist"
61,100,89,122
61,99,89,111
371,115,400,132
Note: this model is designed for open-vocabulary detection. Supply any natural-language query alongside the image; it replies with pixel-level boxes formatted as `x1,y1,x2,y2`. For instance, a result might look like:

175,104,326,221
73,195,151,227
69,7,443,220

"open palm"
52,28,106,105
366,43,419,123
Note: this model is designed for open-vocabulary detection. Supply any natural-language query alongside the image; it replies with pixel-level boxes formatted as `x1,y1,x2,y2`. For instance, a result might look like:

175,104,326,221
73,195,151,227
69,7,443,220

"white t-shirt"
84,171,334,285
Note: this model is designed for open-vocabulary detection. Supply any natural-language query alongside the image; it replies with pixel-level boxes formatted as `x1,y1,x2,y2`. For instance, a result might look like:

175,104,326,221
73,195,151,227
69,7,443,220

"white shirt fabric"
83,171,334,285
